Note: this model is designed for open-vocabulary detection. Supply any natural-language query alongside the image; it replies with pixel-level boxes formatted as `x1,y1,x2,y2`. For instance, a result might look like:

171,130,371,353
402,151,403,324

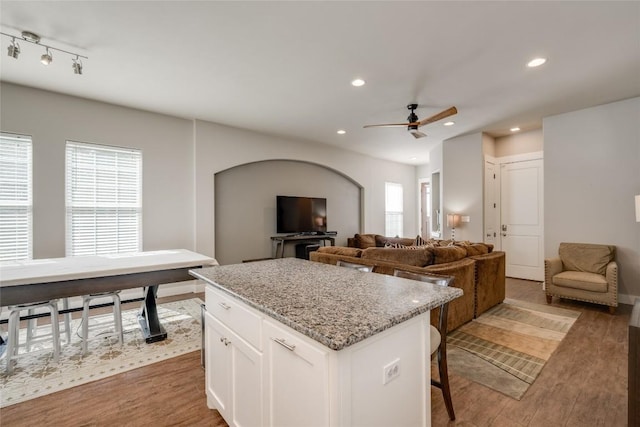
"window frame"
65,140,143,256
0,132,33,261
384,181,403,238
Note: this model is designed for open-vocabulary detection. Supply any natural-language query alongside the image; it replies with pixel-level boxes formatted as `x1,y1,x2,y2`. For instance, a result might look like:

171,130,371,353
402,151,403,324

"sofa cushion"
559,243,615,275
354,233,377,249
431,246,467,264
552,270,608,293
460,243,489,256
361,247,433,267
316,246,363,257
375,235,415,247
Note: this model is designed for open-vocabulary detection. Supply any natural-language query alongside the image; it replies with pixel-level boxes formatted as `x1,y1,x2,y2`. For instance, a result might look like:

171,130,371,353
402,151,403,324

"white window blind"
66,141,142,256
385,182,403,238
0,133,32,261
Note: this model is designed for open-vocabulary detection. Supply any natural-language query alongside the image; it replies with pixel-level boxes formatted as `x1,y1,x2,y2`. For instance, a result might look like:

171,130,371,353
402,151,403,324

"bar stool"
5,300,61,374
81,291,124,356
393,269,456,421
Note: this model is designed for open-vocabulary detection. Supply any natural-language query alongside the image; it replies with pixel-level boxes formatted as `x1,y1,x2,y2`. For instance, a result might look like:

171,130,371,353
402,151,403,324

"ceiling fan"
364,104,458,139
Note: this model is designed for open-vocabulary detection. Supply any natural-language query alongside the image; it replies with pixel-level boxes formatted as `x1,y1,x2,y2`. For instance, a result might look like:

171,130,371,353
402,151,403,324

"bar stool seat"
81,291,124,356
6,300,61,374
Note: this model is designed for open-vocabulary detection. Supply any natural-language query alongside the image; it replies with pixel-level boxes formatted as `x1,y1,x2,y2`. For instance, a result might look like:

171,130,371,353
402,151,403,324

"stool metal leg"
6,310,19,374
61,298,72,344
113,294,124,347
81,297,91,356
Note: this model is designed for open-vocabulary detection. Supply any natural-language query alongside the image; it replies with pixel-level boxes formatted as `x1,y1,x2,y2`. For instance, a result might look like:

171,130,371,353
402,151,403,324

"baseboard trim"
619,293,639,306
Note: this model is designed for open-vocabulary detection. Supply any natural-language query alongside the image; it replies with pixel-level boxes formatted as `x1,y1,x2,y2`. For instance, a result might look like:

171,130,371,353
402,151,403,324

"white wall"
443,132,484,242
495,129,543,157
0,83,195,259
194,120,417,258
544,97,640,301
0,83,417,266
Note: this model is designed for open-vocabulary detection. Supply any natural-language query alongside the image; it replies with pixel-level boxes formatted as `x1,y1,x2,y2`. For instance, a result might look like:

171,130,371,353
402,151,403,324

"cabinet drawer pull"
218,302,231,310
273,337,296,351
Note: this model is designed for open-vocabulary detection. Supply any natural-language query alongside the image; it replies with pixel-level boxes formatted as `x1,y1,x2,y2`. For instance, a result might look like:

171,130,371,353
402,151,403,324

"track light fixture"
1,30,88,75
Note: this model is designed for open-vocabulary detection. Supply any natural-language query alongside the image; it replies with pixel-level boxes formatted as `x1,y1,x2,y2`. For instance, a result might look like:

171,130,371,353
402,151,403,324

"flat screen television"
276,195,327,234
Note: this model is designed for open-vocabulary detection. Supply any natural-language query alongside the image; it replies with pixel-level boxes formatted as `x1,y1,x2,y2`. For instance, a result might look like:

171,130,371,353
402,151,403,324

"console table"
270,234,335,258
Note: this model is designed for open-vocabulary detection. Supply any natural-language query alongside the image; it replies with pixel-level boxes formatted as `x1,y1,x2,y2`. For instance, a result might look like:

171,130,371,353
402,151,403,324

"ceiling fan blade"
409,129,427,139
417,106,457,127
363,122,410,128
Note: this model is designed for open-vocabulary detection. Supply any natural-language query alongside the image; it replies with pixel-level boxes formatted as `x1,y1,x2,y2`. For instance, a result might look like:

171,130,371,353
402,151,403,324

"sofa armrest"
605,261,618,296
347,237,357,248
470,251,506,317
544,257,563,289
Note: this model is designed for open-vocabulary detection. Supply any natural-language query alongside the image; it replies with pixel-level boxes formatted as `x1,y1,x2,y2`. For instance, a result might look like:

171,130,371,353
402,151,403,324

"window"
66,141,142,256
385,182,403,237
0,133,32,261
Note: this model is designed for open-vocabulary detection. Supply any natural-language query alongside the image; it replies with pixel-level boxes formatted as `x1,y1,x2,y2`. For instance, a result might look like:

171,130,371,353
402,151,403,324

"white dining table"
0,249,216,344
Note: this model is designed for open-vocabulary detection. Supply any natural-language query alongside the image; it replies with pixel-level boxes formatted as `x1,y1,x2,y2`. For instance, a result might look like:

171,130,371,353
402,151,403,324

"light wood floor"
1,279,630,426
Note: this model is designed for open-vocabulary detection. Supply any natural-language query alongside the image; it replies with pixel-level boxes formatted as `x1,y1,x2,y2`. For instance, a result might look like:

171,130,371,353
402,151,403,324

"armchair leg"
546,295,552,304
609,306,616,315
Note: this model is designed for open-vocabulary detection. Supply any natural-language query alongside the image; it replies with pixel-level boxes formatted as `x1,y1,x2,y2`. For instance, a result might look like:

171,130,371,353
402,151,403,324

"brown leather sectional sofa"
309,233,505,332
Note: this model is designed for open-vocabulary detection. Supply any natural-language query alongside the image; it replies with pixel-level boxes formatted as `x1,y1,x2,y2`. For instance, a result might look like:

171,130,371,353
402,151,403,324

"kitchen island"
190,257,462,427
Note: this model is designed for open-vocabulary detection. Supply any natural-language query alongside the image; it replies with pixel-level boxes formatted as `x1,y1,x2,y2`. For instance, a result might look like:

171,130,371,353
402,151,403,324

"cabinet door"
206,311,263,427
264,320,329,427
205,311,232,417
229,325,263,427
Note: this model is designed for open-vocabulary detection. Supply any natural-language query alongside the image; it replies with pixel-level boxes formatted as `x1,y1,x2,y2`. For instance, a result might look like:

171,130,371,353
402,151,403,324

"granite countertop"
190,257,462,351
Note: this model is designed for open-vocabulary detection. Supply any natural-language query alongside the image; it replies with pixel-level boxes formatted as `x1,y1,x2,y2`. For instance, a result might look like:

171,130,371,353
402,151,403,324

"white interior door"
500,159,544,280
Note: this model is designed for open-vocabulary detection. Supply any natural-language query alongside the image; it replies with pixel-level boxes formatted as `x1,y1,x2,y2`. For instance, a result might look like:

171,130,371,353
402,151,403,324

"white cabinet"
204,284,430,427
204,297,263,427
263,319,329,427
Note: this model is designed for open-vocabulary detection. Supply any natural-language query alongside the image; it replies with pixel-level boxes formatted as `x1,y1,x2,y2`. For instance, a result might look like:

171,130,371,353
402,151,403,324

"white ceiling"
1,1,639,165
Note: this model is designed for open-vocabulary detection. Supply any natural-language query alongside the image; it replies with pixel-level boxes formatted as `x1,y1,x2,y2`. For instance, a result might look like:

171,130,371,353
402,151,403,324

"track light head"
40,48,52,65
7,38,20,59
72,57,83,75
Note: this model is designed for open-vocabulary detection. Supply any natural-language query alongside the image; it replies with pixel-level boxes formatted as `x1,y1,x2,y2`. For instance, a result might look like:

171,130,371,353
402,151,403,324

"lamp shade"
636,195,640,222
447,213,461,228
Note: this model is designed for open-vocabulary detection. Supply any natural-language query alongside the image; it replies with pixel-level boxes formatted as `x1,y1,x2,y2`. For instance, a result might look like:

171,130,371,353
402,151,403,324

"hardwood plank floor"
1,279,630,426
431,278,630,427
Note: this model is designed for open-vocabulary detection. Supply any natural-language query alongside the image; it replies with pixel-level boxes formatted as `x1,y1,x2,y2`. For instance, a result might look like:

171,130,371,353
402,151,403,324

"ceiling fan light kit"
1,30,88,75
364,104,458,139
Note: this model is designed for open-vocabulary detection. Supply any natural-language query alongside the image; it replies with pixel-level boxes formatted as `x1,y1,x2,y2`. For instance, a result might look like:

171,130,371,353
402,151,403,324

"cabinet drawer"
206,285,262,350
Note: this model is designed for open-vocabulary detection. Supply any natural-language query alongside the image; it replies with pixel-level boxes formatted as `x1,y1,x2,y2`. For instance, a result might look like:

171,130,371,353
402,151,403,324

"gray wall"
193,119,418,260
544,97,640,300
0,83,195,259
215,160,361,264
0,82,417,266
443,132,484,242
495,129,543,157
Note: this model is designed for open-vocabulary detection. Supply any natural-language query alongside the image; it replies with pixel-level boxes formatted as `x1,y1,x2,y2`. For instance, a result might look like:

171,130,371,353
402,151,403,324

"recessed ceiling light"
527,57,547,68
510,127,521,132
443,121,455,126
410,157,417,160
351,78,365,87
337,130,346,135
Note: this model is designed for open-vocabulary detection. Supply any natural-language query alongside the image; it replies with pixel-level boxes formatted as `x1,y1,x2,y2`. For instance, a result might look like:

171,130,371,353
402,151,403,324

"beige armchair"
545,242,617,314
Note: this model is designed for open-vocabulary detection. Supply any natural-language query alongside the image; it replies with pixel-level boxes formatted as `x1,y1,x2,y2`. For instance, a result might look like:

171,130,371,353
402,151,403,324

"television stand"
271,234,336,258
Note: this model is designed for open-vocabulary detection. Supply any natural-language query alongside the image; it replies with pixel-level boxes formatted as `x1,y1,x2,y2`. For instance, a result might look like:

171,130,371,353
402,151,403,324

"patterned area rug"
0,298,203,408
447,298,580,400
